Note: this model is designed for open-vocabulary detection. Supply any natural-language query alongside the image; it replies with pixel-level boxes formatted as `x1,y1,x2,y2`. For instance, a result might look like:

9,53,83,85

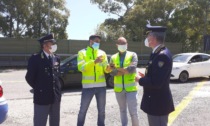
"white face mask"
49,44,57,53
118,44,127,52
144,38,149,47
92,42,100,50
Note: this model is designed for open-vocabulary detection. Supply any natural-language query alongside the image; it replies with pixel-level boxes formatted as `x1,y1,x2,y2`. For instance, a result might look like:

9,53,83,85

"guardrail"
0,53,149,67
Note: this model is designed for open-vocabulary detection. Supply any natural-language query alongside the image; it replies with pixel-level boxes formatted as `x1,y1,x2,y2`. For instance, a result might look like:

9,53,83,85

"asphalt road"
0,69,210,126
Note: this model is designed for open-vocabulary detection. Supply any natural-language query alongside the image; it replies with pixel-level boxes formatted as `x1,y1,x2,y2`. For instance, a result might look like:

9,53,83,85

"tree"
91,0,135,41
92,0,185,42
92,0,210,52
170,0,210,52
0,0,70,39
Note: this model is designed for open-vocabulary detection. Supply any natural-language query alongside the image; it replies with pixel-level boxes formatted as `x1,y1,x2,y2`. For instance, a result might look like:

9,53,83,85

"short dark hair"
149,32,165,44
89,35,101,41
40,43,44,49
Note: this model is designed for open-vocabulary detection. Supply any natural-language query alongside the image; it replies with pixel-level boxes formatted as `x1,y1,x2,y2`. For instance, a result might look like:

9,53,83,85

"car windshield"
60,55,76,66
173,54,191,63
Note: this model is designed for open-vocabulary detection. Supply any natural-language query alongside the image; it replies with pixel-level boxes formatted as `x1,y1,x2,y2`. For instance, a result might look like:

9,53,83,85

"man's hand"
94,56,103,64
135,71,144,83
106,63,115,72
135,75,141,82
138,71,145,78
109,63,115,69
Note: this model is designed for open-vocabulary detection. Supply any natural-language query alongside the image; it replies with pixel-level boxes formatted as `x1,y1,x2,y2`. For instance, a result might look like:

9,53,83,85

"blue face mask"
92,42,100,50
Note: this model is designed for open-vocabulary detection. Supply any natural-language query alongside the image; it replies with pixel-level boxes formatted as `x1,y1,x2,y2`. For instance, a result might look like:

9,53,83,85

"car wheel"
179,71,189,83
59,78,64,90
106,75,114,88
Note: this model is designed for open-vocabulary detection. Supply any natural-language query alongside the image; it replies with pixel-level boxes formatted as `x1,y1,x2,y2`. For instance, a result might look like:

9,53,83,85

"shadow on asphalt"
170,77,210,84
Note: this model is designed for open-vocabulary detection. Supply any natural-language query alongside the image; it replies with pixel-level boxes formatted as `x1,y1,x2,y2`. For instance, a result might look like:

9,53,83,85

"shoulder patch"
158,61,164,68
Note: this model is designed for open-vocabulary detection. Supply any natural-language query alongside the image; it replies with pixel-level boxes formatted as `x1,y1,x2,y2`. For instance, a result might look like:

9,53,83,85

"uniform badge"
54,62,59,66
41,52,44,59
158,61,164,68
149,61,152,64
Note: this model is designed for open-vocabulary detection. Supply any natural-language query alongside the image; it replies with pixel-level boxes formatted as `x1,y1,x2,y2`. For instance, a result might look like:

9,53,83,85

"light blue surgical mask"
92,42,100,50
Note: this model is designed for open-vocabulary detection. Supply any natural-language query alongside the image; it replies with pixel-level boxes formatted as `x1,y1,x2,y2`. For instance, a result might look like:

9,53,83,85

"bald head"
117,37,127,45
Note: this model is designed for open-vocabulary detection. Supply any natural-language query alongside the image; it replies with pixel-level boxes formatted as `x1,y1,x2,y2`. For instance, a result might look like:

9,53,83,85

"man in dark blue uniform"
135,25,175,126
25,34,61,126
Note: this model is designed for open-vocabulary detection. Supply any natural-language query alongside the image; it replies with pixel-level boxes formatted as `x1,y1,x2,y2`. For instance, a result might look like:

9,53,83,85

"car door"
63,57,82,85
188,55,203,77
200,55,210,76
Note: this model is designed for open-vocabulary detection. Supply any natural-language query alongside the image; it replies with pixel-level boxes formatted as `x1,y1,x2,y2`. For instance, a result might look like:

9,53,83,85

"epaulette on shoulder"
30,53,39,59
160,50,165,54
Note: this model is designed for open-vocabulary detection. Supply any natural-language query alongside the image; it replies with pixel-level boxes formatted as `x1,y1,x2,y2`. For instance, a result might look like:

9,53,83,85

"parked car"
0,80,8,124
59,54,114,88
170,53,210,82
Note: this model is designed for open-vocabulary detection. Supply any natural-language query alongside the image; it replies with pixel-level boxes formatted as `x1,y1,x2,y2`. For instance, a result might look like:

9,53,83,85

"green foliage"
0,0,70,39
92,0,210,52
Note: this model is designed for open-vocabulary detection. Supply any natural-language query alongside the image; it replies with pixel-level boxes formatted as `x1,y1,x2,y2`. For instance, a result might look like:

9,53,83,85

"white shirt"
152,44,161,53
43,50,54,59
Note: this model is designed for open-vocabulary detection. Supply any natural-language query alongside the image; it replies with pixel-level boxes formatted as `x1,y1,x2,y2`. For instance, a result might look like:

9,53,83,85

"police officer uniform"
25,34,61,126
138,25,175,126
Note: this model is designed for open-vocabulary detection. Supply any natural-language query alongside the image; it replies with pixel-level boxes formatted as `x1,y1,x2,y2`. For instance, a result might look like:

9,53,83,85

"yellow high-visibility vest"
77,46,109,88
111,51,138,92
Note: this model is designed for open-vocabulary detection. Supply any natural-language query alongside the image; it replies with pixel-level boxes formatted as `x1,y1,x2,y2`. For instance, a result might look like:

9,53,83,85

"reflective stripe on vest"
82,75,105,80
114,82,137,88
82,82,106,88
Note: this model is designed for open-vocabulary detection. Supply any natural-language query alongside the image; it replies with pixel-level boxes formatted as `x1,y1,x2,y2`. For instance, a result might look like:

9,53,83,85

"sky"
66,0,117,40
0,0,117,39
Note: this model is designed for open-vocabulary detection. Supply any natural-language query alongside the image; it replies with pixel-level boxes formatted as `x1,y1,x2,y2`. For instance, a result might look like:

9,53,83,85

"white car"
0,80,8,124
170,53,210,82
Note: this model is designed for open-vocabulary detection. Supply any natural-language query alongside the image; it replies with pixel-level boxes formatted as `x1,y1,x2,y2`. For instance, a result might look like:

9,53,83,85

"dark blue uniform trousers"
147,114,168,126
34,101,60,126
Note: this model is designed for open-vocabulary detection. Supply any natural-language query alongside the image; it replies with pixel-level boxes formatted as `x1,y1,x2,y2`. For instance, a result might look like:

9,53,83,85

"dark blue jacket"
25,51,61,105
139,45,175,116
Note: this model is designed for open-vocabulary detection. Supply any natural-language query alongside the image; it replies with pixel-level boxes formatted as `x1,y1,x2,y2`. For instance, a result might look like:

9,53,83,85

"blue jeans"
115,90,139,126
77,87,106,126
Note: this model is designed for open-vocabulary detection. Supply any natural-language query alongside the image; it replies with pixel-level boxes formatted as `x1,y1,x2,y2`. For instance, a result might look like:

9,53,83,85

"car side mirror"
188,61,192,64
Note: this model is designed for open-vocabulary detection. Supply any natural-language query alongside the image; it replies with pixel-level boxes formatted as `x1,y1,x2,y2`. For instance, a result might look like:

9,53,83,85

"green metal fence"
0,38,183,67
